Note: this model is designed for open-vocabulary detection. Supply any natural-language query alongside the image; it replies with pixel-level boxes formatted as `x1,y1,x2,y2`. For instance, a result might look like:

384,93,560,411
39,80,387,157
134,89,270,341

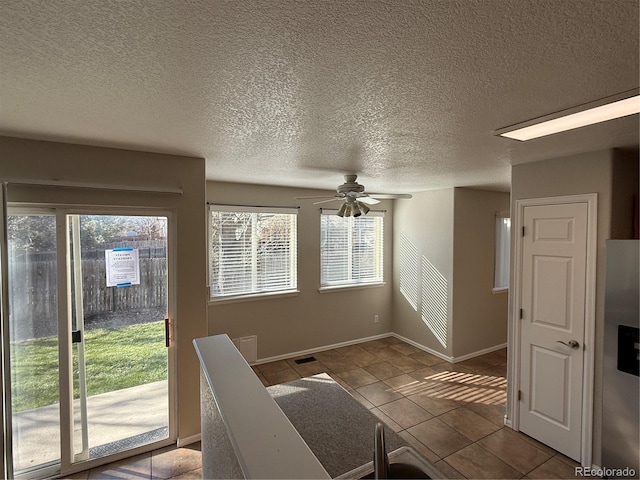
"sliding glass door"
3,208,175,478
68,214,171,462
6,211,61,475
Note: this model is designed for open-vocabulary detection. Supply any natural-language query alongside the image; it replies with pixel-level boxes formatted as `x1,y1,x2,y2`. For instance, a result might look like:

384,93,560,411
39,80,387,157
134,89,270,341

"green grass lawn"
10,321,167,412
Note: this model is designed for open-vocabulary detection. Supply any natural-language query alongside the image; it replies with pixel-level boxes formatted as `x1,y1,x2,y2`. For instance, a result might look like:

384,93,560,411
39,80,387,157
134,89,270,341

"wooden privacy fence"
8,252,167,341
81,257,167,315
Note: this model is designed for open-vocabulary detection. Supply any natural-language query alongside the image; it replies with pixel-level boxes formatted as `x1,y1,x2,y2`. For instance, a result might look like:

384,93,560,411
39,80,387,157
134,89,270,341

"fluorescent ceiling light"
495,89,640,141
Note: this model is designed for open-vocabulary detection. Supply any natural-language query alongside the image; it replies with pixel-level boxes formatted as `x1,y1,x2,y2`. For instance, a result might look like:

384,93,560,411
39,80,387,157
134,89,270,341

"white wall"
207,181,395,360
392,188,455,357
452,188,510,357
392,187,510,359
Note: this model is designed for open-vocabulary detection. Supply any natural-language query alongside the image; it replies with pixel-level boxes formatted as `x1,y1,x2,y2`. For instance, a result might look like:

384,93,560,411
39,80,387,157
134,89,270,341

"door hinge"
71,330,82,343
521,226,525,237
519,308,523,320
518,390,522,401
164,318,171,348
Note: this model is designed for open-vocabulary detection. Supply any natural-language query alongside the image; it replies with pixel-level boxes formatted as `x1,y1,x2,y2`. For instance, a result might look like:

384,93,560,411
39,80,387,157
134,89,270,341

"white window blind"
320,209,384,287
494,212,511,290
209,205,297,299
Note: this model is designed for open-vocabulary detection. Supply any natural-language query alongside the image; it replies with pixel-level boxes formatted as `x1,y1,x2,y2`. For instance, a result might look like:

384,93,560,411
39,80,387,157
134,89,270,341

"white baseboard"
177,433,201,447
391,333,453,363
391,333,506,364
253,332,394,365
451,343,508,363
254,333,506,366
503,415,513,428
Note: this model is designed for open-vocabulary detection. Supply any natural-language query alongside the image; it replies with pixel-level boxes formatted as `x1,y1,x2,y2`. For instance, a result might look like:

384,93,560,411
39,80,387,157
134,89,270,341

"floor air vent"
294,356,317,365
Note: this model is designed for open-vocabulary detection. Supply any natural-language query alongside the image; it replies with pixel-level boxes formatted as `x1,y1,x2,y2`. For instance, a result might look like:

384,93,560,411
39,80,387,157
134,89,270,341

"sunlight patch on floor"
387,371,507,406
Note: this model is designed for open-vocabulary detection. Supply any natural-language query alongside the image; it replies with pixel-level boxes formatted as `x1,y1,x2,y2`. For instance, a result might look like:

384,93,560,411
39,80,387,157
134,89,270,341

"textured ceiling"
1,0,638,194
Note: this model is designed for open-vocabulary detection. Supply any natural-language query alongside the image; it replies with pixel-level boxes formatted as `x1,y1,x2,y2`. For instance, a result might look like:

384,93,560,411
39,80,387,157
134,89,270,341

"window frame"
493,212,511,293
208,204,299,302
319,208,385,291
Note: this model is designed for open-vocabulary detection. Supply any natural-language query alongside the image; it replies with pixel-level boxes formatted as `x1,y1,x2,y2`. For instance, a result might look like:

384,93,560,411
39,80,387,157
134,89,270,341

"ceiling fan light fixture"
337,203,348,217
298,174,412,212
494,89,640,141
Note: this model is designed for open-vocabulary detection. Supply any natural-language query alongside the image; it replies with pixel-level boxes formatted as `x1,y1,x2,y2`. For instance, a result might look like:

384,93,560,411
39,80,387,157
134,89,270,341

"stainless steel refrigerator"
602,240,639,477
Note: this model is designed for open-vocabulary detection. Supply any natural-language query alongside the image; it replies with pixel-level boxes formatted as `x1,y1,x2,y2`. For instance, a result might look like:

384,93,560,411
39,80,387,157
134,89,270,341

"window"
320,209,384,288
209,205,297,299
494,213,511,291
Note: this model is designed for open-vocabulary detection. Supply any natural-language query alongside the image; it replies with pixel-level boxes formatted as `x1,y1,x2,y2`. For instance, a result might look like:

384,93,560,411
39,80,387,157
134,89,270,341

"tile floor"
63,442,202,479
69,337,584,479
252,337,584,480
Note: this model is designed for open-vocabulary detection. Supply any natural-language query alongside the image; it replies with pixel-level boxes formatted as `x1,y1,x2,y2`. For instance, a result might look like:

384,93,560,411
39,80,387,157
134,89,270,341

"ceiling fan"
295,174,412,217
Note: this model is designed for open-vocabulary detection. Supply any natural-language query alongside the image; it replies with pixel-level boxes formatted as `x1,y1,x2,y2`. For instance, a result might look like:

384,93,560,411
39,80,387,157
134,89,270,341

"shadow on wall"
399,233,419,311
399,233,448,348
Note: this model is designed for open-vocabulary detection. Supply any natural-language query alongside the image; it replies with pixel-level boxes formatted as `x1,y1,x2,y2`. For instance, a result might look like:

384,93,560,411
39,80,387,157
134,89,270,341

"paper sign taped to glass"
105,247,140,287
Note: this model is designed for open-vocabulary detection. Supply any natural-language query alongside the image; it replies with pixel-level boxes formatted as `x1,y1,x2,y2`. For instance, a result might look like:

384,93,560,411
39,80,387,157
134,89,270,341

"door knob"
556,340,580,349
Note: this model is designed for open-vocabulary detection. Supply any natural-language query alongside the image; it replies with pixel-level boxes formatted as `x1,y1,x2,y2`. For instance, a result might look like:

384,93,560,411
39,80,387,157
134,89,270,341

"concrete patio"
11,380,168,474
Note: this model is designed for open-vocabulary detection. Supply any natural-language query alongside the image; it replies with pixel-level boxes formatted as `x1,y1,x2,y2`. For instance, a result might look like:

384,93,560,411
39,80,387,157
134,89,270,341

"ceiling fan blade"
357,196,381,205
313,197,343,205
295,195,339,199
369,193,413,199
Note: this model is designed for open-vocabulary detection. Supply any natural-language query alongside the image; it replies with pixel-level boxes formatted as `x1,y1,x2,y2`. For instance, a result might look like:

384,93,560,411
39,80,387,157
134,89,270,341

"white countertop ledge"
193,334,330,479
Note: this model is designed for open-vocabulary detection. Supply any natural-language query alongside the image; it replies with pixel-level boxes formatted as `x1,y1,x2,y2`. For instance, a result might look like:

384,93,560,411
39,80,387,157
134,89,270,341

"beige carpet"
267,373,407,477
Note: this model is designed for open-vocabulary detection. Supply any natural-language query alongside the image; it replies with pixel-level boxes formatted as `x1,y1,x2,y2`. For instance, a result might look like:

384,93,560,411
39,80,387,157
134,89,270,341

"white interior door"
519,201,588,461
